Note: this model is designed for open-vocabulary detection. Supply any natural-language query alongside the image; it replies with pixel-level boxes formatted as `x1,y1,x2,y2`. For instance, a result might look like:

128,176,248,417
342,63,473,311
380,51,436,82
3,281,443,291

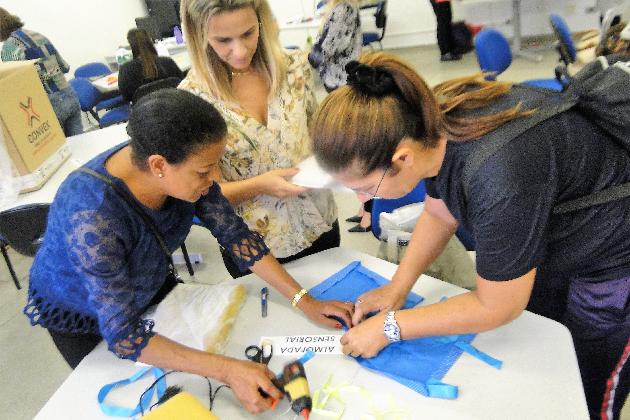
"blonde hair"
311,52,531,175
180,0,286,102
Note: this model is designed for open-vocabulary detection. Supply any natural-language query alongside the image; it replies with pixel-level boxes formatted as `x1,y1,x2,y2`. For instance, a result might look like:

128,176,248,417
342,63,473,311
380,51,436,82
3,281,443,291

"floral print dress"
180,50,337,258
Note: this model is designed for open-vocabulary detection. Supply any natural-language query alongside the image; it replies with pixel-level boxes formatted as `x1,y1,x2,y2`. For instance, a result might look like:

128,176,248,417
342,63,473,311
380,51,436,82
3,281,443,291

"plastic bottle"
115,47,132,66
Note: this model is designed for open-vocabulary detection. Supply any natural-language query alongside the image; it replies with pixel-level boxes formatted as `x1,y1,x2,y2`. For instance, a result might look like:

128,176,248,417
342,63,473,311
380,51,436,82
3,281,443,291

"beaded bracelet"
291,288,308,308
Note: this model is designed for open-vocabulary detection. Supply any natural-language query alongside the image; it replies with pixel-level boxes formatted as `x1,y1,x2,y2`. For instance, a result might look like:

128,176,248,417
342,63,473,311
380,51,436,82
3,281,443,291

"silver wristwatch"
383,311,401,343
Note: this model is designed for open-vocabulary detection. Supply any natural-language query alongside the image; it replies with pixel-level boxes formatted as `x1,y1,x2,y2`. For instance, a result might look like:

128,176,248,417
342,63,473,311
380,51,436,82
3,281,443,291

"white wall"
270,0,628,49
1,0,147,72
1,0,627,72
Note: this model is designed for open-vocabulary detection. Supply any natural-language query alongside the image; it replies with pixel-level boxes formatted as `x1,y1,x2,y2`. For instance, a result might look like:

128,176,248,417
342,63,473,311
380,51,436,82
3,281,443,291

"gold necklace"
231,68,253,77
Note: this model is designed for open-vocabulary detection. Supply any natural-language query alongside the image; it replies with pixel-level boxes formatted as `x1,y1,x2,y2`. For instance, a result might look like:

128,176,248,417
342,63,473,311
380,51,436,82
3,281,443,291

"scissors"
245,341,273,365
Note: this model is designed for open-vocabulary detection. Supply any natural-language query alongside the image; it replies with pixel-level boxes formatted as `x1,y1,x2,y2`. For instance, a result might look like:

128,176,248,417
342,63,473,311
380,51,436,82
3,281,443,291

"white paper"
260,334,343,356
291,156,351,192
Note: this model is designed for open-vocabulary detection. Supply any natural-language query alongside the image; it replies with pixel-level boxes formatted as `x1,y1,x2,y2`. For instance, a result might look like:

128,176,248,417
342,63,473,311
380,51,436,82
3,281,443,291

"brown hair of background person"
0,7,23,41
595,21,630,57
127,28,159,80
180,0,286,102
312,52,532,175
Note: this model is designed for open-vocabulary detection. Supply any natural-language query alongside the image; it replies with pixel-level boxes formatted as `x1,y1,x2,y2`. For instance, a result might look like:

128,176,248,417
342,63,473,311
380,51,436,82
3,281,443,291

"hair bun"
345,61,397,96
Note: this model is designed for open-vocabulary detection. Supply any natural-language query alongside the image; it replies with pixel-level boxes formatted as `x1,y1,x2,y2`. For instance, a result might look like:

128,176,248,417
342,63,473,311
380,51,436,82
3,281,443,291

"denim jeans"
48,87,83,137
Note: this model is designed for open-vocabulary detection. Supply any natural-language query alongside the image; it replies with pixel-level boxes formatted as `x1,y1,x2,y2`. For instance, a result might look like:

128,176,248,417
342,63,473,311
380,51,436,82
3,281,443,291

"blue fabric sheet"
310,261,502,399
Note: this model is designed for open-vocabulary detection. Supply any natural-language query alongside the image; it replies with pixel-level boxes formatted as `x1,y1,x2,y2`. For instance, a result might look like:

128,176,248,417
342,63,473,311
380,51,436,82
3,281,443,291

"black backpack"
462,55,630,215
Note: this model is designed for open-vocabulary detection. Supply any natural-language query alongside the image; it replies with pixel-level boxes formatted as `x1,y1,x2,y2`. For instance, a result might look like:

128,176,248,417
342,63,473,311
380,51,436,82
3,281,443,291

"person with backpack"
310,52,630,419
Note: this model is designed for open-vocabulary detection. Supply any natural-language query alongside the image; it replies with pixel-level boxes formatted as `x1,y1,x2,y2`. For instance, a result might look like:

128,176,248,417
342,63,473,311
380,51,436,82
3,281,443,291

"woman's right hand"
256,168,309,198
352,282,410,326
222,358,283,414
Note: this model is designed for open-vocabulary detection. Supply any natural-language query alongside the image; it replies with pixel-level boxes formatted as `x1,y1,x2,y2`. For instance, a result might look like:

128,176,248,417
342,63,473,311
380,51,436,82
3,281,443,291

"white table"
1,124,128,212
34,248,588,420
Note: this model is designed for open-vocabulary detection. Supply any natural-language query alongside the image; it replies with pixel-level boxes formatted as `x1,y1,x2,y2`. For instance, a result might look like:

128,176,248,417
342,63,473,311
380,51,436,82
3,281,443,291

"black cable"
138,370,231,415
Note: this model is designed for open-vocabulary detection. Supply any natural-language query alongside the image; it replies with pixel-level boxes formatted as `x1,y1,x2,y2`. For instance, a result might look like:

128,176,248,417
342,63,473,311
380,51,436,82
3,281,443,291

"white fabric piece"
145,283,246,354
291,156,351,191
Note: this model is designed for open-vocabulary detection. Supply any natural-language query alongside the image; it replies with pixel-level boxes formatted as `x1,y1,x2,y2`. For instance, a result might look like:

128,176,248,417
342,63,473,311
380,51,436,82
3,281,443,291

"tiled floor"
1,42,628,419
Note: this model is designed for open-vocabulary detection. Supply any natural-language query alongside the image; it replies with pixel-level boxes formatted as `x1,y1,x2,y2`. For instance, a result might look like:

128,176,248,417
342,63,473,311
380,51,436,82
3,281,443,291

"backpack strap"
552,182,630,214
461,99,576,199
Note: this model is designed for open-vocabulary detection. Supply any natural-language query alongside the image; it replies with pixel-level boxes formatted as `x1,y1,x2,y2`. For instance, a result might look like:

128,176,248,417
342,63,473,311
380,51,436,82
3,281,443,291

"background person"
429,0,461,61
0,7,82,137
311,53,629,419
309,0,362,92
24,89,353,414
179,0,339,278
118,28,185,102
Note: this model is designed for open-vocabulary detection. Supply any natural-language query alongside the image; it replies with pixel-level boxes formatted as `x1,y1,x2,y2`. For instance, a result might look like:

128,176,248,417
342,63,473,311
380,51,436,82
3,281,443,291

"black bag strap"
461,97,630,215
77,167,175,268
461,99,576,195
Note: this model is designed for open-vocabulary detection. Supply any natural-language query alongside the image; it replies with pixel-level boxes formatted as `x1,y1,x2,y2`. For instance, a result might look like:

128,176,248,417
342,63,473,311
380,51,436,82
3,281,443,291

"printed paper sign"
260,334,343,356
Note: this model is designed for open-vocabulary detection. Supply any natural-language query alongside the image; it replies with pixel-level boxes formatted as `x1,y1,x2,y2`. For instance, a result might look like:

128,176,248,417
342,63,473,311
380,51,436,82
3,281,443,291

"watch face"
384,314,401,342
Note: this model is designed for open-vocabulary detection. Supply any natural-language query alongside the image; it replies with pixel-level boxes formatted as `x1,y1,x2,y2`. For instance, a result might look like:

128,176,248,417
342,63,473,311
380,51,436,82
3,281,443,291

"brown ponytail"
311,52,532,175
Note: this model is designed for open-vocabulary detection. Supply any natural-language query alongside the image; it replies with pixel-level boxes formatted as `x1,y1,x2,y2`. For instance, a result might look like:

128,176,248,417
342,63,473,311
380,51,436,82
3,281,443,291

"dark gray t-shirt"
425,109,630,282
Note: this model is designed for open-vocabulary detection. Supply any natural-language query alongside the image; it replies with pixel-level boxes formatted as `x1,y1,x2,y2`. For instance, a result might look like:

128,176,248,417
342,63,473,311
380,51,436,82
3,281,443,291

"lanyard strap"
97,367,166,417
77,167,175,269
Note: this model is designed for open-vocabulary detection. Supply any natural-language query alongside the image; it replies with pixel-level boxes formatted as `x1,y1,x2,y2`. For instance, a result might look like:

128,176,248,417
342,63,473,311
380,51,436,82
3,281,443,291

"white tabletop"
1,124,128,212
34,248,588,420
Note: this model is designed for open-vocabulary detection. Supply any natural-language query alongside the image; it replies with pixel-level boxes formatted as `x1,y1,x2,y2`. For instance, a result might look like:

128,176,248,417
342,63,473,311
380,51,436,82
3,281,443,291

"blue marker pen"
261,287,268,317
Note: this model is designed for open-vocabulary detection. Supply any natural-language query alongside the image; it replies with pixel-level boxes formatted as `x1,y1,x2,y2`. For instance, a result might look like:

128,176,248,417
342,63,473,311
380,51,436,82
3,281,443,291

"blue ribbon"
97,366,167,417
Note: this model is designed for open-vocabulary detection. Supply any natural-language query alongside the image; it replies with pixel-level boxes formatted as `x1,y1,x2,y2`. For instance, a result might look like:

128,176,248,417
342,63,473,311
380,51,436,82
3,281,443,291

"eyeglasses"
354,168,388,199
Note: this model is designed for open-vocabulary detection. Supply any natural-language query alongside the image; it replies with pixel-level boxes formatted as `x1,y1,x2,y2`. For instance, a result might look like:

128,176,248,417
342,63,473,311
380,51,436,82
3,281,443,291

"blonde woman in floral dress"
179,0,339,278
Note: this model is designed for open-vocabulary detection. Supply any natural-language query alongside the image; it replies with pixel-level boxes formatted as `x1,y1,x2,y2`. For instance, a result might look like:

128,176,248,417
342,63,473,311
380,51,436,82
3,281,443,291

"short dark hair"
0,7,24,41
127,88,227,169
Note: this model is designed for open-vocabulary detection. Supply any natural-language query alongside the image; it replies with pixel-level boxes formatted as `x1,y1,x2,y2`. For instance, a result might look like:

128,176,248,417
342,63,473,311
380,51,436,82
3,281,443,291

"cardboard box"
0,60,70,193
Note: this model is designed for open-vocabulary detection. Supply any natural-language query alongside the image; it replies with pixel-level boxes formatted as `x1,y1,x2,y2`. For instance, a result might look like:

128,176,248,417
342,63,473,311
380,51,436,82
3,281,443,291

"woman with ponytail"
311,52,630,420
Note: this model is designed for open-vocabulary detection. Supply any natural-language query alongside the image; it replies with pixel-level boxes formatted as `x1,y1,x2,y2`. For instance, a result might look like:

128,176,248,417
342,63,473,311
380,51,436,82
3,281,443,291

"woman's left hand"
297,295,354,329
340,312,389,358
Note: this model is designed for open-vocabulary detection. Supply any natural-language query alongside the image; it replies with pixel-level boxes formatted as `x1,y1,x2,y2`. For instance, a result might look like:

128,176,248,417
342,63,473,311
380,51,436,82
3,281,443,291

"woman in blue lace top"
24,89,353,414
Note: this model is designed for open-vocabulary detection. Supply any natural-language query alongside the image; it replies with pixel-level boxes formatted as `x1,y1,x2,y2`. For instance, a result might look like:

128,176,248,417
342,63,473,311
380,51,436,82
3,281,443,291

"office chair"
69,78,130,128
474,28,565,91
550,14,577,66
74,62,126,110
132,77,182,103
362,0,387,49
0,203,50,289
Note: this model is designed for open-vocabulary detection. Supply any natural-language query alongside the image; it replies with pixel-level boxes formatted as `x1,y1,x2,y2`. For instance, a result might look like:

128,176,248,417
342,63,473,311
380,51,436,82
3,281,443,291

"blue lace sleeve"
66,209,155,360
195,182,270,272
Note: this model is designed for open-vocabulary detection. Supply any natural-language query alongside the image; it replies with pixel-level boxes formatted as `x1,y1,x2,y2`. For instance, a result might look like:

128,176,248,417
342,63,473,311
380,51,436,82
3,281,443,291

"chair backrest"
375,1,387,29
550,14,576,65
474,28,512,78
371,180,426,238
132,77,182,103
0,203,50,256
68,78,101,112
74,62,112,79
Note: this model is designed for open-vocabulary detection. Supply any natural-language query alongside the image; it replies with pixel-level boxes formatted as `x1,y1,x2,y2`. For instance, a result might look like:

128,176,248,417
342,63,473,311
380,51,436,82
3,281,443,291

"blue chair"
474,28,564,91
69,78,129,128
74,62,112,79
98,103,130,129
362,1,387,50
74,62,126,110
550,14,577,66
